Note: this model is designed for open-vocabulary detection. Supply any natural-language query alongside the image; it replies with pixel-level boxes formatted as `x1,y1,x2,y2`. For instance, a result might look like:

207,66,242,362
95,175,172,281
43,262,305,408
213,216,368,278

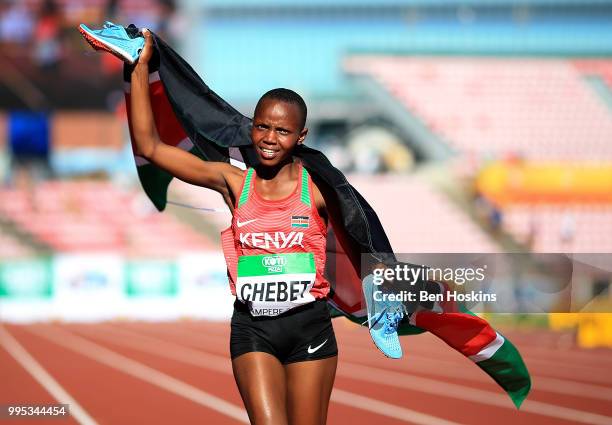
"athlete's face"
251,99,307,166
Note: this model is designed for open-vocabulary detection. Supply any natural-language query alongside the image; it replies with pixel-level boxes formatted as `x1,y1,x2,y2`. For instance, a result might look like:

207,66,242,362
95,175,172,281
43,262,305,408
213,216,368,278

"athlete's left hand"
137,28,154,65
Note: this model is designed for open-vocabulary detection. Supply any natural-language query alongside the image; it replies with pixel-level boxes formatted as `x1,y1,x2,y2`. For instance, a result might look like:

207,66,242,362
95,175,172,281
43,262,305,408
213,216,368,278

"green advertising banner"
0,258,53,299
125,260,178,297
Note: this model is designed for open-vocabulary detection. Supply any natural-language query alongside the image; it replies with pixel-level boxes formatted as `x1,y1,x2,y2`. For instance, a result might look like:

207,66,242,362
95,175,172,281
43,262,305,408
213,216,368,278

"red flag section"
125,74,188,152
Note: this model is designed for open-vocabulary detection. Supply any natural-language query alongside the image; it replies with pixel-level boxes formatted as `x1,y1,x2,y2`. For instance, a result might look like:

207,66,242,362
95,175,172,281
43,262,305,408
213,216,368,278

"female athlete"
131,29,337,425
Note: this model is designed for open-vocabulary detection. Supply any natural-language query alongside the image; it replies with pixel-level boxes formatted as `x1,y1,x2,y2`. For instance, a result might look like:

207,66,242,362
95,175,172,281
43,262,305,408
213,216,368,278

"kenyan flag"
124,70,196,211
291,215,309,228
408,306,531,409
122,43,252,212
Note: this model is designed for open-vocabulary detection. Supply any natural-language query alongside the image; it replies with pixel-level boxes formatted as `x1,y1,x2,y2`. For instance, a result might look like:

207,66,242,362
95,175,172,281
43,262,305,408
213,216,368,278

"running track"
1,320,611,425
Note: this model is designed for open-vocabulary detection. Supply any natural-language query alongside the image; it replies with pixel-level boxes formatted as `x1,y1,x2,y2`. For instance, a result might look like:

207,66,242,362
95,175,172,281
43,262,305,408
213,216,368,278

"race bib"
236,253,316,316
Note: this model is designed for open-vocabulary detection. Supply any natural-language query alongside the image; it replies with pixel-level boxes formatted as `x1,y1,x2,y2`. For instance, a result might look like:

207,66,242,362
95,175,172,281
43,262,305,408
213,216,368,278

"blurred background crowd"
0,0,611,346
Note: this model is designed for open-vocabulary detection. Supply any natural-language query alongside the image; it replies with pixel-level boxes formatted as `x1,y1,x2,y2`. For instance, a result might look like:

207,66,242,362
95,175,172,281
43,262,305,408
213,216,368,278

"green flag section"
125,260,178,297
135,161,173,212
476,334,531,408
410,309,531,409
0,258,53,299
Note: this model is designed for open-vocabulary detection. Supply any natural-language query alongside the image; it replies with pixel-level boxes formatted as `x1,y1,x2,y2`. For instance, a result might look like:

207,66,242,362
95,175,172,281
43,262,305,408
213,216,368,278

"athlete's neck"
255,158,298,181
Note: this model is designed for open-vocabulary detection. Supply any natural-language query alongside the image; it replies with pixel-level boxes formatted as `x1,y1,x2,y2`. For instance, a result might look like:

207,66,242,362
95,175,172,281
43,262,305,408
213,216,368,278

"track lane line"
0,326,98,425
337,362,612,425
67,324,465,425
68,324,232,372
105,322,612,425
119,322,612,401
332,389,463,425
531,377,612,402
24,325,249,424
335,333,612,388
497,345,612,368
67,325,418,425
187,320,612,371
337,344,612,401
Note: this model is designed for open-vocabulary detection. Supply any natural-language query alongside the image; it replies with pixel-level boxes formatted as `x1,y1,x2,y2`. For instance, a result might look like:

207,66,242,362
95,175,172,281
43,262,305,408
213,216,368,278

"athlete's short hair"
255,88,307,130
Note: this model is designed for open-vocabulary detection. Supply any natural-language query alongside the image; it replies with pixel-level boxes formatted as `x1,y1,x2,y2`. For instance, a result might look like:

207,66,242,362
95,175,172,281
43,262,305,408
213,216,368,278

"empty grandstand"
343,55,612,253
0,181,214,256
345,56,612,160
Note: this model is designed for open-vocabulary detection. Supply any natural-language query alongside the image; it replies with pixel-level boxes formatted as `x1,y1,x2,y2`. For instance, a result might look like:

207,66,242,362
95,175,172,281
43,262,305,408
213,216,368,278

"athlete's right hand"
137,28,154,65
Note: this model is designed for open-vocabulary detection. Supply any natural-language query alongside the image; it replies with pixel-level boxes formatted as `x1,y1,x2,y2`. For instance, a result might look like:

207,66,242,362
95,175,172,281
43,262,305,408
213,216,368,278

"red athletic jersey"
221,164,329,298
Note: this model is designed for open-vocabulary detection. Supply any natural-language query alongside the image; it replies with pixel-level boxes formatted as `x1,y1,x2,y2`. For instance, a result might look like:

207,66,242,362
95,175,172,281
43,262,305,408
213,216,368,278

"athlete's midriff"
221,164,330,301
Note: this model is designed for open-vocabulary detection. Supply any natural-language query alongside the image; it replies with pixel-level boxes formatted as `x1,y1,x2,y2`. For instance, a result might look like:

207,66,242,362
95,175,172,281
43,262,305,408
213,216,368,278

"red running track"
1,320,611,425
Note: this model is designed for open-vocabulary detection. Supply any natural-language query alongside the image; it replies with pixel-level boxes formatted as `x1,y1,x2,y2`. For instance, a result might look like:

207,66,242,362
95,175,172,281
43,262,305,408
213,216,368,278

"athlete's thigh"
232,352,288,425
285,356,338,425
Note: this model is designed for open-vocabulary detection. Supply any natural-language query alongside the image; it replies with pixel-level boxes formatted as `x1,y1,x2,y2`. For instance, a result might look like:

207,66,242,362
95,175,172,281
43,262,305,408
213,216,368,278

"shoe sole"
369,318,402,359
78,25,140,65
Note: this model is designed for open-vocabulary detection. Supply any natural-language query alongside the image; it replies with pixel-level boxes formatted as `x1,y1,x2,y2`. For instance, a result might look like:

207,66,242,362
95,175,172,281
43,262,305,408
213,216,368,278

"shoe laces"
366,302,406,332
382,303,406,335
98,22,123,37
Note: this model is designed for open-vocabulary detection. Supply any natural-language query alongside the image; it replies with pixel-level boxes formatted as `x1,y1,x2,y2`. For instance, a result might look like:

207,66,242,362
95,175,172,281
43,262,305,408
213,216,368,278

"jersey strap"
300,166,311,207
238,168,255,207
237,166,311,207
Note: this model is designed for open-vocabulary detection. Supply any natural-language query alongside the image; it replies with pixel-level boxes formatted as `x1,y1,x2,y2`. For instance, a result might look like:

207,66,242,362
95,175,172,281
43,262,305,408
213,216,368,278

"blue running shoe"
78,21,145,64
362,274,406,359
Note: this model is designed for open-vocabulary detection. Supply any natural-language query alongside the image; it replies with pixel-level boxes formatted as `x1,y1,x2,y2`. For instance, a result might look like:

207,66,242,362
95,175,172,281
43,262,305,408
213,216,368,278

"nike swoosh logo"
236,218,257,228
307,339,328,354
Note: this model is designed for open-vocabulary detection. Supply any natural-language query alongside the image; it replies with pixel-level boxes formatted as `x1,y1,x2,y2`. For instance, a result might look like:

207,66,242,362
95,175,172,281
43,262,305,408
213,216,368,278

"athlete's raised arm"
129,29,243,201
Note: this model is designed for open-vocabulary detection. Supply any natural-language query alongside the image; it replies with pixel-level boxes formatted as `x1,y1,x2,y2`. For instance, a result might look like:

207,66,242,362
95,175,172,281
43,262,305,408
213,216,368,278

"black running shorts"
230,298,338,364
